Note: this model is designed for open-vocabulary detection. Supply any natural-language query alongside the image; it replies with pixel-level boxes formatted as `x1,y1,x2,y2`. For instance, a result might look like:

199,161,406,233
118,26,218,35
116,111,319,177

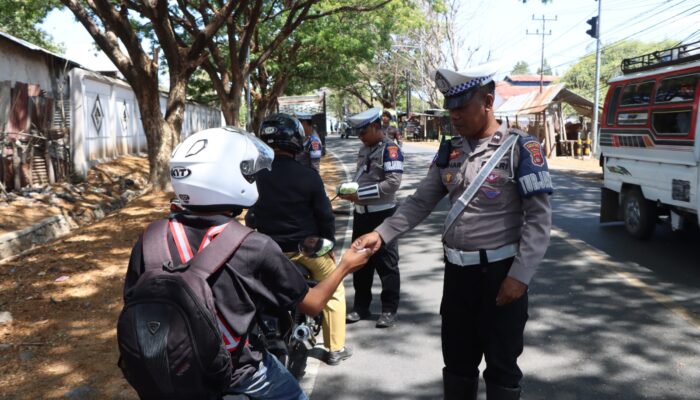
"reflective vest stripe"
216,310,241,351
169,220,193,262
198,223,229,252
169,220,241,352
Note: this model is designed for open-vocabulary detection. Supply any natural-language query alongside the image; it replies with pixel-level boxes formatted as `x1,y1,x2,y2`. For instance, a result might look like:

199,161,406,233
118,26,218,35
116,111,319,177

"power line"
524,0,694,72
546,3,700,72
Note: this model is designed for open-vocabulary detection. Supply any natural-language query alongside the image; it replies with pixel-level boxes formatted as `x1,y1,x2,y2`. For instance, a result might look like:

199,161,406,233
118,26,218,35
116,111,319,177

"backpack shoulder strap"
187,221,254,279
142,219,172,271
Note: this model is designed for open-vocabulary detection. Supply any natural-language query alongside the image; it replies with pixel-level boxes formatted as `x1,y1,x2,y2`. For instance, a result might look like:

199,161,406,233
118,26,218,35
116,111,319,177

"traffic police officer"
341,107,404,328
295,112,323,172
381,110,402,146
353,62,553,399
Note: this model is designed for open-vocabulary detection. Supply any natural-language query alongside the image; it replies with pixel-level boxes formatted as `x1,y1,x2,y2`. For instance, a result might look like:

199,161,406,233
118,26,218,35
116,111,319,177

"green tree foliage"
562,40,676,100
537,58,552,75
511,61,531,75
61,0,236,189
0,0,63,52
190,0,392,129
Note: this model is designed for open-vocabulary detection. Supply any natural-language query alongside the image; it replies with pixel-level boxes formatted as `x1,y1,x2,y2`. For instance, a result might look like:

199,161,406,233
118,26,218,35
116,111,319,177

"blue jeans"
226,351,308,400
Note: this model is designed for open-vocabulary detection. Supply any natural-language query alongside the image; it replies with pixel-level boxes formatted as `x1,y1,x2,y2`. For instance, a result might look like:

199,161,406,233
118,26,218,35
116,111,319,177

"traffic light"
586,16,599,39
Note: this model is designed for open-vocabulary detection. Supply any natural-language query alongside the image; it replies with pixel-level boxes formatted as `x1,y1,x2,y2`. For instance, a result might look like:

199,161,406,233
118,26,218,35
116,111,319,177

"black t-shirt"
249,155,335,252
124,213,309,387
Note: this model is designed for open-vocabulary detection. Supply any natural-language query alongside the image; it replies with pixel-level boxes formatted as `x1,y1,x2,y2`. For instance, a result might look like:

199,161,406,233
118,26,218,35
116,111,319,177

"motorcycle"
255,236,333,379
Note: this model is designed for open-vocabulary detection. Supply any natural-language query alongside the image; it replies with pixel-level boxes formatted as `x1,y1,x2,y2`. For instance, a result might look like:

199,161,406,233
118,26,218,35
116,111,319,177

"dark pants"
441,257,528,388
351,207,400,313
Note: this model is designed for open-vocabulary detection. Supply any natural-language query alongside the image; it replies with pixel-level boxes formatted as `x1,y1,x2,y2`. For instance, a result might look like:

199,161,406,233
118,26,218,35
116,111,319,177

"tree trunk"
135,77,173,191
221,90,243,127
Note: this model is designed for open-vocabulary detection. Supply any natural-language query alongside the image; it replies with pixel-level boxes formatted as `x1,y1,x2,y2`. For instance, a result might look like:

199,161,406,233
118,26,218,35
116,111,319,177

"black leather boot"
443,368,478,400
486,383,521,400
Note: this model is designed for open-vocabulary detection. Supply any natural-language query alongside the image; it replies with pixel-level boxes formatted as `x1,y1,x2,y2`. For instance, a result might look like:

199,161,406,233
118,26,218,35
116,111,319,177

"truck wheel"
622,188,657,239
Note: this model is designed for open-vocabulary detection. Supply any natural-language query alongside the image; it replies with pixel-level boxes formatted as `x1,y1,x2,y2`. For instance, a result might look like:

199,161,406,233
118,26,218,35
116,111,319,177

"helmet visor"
224,128,274,180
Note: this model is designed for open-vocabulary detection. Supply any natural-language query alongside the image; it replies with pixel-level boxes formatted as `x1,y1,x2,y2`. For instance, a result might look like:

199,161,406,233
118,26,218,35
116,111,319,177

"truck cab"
599,41,700,239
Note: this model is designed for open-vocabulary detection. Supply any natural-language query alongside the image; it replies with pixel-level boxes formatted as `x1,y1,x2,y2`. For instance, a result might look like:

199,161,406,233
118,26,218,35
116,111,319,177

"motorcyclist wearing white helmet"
248,114,353,366
124,127,372,399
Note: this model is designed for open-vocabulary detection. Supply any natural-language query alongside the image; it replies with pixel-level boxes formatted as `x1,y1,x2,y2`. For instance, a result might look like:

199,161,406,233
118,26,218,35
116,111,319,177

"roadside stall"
494,83,595,158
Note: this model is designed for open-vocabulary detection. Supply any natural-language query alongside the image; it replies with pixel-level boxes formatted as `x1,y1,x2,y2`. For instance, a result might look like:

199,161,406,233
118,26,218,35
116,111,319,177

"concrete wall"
70,68,224,177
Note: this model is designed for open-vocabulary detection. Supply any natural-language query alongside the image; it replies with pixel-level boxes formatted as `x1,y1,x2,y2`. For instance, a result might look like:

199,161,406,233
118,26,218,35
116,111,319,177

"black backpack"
117,219,252,400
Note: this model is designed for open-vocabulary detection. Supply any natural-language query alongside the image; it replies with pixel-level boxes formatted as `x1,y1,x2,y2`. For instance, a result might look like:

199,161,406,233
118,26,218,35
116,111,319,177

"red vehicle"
599,41,700,239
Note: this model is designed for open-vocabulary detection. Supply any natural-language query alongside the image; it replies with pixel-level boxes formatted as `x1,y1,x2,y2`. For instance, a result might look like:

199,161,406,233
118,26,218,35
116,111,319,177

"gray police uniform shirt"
381,124,401,142
295,133,322,172
375,123,552,285
355,137,404,206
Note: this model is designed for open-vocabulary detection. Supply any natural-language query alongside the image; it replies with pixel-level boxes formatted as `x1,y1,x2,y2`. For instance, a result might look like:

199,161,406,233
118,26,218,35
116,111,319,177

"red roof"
505,74,557,83
496,81,542,100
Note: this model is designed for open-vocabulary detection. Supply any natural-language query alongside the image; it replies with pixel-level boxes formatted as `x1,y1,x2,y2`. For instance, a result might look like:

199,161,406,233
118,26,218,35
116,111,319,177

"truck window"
620,81,654,106
606,86,622,126
651,109,692,135
655,74,698,103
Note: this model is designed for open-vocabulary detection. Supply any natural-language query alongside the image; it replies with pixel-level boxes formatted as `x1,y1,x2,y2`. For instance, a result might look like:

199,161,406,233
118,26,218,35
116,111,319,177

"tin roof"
0,30,82,69
495,84,595,118
278,95,324,114
504,74,558,84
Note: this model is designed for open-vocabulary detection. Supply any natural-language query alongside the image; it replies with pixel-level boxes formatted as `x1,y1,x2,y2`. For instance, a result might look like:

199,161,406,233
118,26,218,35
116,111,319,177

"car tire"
622,187,657,240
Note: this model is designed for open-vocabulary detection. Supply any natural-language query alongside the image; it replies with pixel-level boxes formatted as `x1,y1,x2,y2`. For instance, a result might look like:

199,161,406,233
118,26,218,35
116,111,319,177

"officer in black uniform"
353,62,553,400
248,114,334,251
341,107,404,328
249,113,353,365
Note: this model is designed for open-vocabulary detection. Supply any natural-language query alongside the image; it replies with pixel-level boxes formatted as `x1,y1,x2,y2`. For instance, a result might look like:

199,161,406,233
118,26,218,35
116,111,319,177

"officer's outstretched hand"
338,247,373,273
352,231,384,253
495,276,527,306
338,193,359,203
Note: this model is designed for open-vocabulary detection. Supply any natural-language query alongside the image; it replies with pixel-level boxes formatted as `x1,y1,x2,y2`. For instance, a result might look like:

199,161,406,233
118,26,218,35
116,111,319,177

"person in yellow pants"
286,252,348,364
246,113,353,365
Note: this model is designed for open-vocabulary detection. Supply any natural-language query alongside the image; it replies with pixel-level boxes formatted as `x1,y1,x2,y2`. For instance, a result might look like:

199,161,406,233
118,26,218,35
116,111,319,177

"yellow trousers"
286,252,346,352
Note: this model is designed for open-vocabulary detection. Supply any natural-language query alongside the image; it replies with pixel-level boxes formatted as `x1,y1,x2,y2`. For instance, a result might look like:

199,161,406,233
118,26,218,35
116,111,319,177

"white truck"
599,41,700,239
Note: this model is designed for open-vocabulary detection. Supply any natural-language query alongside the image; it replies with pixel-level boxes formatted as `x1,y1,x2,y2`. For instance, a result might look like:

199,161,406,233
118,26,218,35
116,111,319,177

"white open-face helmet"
170,126,274,210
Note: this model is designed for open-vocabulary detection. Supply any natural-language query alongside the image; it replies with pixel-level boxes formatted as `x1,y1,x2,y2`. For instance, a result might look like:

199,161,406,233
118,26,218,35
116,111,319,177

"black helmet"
260,113,304,154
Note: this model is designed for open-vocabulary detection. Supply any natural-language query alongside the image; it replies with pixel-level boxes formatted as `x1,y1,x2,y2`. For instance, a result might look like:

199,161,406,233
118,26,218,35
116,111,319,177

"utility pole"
405,69,411,116
590,0,603,157
527,14,557,93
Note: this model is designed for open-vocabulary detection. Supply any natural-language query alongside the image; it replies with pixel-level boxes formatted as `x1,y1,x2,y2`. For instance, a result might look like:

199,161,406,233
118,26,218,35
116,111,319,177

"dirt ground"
0,154,344,400
0,156,149,237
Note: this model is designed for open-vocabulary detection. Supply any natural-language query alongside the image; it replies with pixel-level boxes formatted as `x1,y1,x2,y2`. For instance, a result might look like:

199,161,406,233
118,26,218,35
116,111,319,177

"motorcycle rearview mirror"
298,236,335,258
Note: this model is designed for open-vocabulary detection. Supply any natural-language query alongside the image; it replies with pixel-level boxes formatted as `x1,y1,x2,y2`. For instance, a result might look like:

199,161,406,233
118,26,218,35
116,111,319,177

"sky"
39,0,700,78
455,0,700,77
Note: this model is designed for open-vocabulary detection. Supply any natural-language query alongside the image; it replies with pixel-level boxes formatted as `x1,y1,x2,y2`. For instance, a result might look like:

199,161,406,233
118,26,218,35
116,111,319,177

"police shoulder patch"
516,135,553,198
383,144,404,172
523,140,544,166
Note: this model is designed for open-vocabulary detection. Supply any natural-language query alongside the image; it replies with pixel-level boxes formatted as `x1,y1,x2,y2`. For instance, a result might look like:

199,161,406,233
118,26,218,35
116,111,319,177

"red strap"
169,220,228,264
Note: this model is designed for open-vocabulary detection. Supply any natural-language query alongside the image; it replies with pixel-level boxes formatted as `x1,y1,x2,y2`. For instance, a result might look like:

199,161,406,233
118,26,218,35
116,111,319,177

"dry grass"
0,155,148,236
0,153,343,399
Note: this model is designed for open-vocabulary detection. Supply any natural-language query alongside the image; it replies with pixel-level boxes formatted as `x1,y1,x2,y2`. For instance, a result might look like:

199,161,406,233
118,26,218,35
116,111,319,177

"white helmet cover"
170,126,274,209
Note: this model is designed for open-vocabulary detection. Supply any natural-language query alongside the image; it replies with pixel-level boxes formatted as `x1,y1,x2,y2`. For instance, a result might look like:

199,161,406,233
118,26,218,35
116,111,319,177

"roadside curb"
0,188,147,263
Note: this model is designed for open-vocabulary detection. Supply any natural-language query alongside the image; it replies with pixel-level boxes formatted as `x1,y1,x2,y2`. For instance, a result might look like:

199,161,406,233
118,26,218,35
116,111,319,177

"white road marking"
328,148,355,253
301,147,355,396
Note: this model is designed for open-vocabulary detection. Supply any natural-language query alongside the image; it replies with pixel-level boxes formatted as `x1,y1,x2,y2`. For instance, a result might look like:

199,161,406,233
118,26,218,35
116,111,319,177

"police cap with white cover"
434,60,501,109
347,107,382,131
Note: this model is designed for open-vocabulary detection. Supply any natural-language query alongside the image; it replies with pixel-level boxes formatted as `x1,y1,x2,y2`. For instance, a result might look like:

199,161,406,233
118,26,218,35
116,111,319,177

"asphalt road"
303,135,700,400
